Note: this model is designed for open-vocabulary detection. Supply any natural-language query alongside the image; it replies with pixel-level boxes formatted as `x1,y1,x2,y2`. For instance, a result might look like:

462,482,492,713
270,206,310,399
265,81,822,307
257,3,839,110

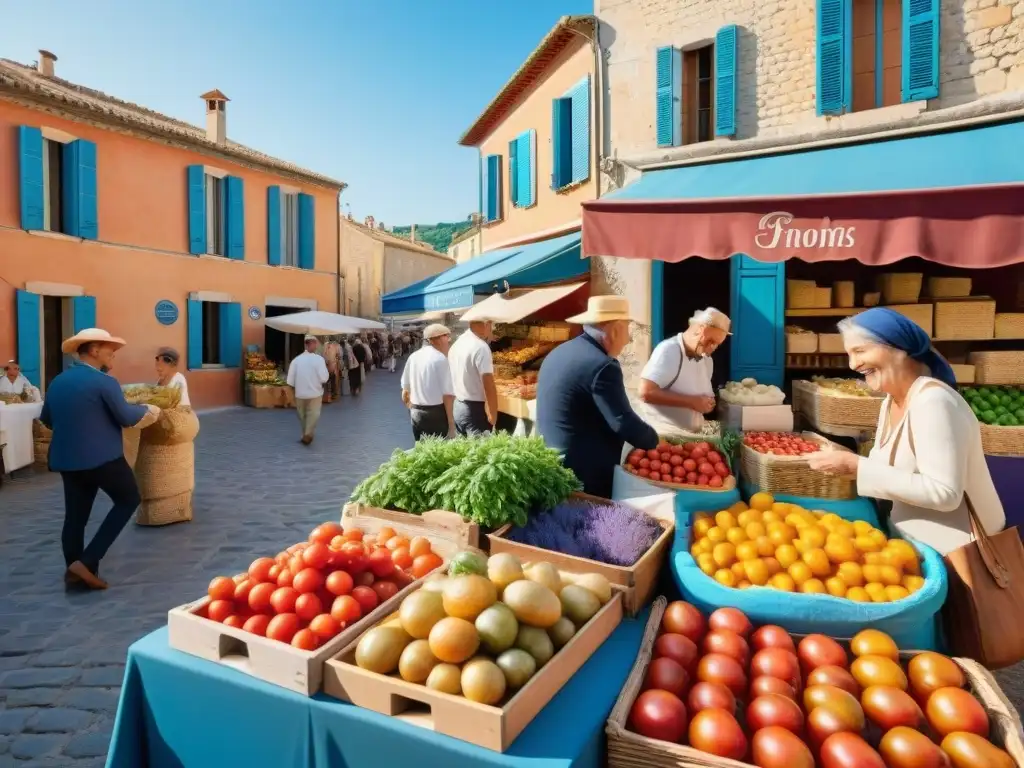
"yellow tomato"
903,557,922,577
736,541,760,561
771,501,791,514
755,536,776,557
744,558,770,586
729,501,749,515
693,518,714,538
837,561,865,587
803,548,833,578
745,521,767,540
785,513,806,529
769,572,797,592
715,511,738,530
825,535,858,564
763,556,783,576
868,529,889,547
737,580,752,589
862,564,883,584
768,524,797,548
888,539,917,559
697,537,714,555
799,526,827,549
903,575,925,593
712,542,736,568
863,552,883,565
726,527,749,545
788,561,813,586
834,521,856,538
864,582,889,603
690,543,703,558
761,510,781,524
878,565,903,587
878,548,906,568
854,535,882,553
749,492,775,512
801,578,827,595
714,569,737,587
825,576,848,598
853,520,873,536
885,585,910,602
731,561,748,581
697,553,716,576
846,586,871,602
793,539,810,555
775,544,799,569
819,512,842,527
706,526,726,544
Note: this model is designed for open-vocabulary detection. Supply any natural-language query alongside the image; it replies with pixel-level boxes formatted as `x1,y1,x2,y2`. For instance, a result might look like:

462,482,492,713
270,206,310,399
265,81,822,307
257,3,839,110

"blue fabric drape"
851,307,957,389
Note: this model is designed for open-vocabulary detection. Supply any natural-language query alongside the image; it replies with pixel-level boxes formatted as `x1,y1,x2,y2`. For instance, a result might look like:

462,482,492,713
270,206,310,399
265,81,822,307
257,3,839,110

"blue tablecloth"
106,610,650,768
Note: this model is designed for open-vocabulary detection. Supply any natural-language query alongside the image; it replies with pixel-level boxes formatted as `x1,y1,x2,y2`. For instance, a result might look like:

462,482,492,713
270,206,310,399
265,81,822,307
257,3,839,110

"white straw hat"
61,328,127,355
423,323,452,340
566,295,635,325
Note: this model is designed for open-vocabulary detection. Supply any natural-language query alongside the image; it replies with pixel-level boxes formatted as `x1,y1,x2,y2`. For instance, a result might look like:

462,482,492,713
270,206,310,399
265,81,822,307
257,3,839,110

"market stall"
244,350,293,409
0,399,43,475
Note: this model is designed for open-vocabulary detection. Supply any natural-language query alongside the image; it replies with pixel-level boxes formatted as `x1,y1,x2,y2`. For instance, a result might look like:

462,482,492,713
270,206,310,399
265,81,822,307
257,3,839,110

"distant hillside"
392,221,472,253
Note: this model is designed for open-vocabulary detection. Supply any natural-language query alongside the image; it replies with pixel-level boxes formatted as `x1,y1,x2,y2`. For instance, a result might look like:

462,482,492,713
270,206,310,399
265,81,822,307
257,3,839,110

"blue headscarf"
849,307,957,389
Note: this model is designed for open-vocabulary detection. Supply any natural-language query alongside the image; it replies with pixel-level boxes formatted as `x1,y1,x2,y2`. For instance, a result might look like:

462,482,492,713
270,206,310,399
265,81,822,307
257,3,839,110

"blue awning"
381,231,588,315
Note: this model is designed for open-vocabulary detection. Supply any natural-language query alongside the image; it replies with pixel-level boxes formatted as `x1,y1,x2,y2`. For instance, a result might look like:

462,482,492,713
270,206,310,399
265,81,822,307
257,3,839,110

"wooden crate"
877,272,923,304
244,383,292,409
324,587,624,752
927,276,973,298
487,491,675,616
970,351,1024,385
887,303,933,337
497,393,533,420
952,363,976,384
981,423,1024,457
785,332,817,353
817,332,845,354
934,297,996,340
785,279,818,309
996,313,1024,339
340,503,481,553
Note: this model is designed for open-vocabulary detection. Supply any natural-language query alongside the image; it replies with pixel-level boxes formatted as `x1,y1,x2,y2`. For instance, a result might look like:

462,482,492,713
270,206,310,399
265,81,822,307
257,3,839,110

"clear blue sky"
1,0,591,226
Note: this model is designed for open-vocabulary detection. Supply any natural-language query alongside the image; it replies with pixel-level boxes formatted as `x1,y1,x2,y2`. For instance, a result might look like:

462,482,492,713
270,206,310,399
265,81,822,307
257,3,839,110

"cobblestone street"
0,368,413,767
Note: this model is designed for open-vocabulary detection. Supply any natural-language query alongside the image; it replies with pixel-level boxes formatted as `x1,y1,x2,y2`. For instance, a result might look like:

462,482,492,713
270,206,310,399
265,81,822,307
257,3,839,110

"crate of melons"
676,493,948,650
607,597,1024,768
324,550,623,752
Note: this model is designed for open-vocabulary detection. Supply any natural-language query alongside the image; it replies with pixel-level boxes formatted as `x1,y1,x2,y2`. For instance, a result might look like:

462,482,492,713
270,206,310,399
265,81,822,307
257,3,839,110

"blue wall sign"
154,300,179,326
248,306,263,321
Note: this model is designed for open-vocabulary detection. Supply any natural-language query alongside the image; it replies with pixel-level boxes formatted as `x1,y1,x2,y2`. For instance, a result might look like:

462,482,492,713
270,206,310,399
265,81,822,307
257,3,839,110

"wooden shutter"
62,139,99,239
714,26,738,137
551,98,573,189
526,129,537,205
298,192,315,270
729,255,785,387
903,0,940,101
16,290,41,387
816,0,847,115
225,176,245,259
267,186,281,266
656,46,682,147
219,302,243,368
18,126,44,231
509,138,519,206
187,165,207,255
72,295,97,333
187,299,203,370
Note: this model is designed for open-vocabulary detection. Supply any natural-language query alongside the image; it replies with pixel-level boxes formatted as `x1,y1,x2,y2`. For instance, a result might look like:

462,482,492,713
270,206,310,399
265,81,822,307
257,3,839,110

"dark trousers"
60,457,141,572
410,404,449,441
454,399,491,436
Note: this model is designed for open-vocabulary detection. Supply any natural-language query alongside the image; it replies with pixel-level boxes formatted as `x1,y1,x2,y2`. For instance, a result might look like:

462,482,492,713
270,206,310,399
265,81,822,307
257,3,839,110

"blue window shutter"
570,76,590,184
219,302,243,368
72,295,97,333
69,140,98,240
16,290,41,387
715,26,739,137
481,155,490,219
187,165,206,254
298,192,315,270
903,0,940,101
729,255,785,387
526,129,536,206
18,126,44,231
817,0,847,115
187,299,203,370
225,176,245,259
484,155,502,222
267,186,282,266
551,98,573,189
655,47,682,148
508,138,519,206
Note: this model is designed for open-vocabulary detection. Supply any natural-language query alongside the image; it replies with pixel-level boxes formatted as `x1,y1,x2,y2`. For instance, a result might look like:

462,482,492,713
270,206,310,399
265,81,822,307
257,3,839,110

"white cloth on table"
0,401,44,472
0,375,31,396
286,352,329,400
401,346,453,406
448,330,493,402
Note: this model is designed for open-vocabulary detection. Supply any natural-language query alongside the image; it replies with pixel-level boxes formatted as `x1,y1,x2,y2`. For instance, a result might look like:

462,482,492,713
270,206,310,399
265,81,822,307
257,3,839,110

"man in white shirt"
401,324,456,440
286,335,330,445
638,307,731,433
448,320,498,435
1,360,32,398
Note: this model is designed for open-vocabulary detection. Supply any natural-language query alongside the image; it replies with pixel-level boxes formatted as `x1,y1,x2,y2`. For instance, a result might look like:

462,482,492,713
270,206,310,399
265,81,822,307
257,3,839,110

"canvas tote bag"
889,388,1024,669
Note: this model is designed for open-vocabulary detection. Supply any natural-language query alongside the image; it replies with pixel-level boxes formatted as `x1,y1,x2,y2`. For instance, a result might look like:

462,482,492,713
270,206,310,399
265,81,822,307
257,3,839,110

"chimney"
410,224,417,243
200,89,230,144
37,50,57,78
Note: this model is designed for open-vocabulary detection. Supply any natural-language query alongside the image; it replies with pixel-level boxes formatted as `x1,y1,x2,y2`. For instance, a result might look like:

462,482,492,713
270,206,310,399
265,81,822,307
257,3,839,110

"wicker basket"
934,298,996,340
863,291,881,307
785,332,817,354
814,286,832,308
927,276,973,298
970,351,1024,385
887,303,933,337
877,272,923,304
817,333,845,354
833,281,854,307
741,431,856,499
996,313,1024,339
791,379,884,428
952,363,976,384
494,362,522,380
980,423,1024,457
786,280,819,309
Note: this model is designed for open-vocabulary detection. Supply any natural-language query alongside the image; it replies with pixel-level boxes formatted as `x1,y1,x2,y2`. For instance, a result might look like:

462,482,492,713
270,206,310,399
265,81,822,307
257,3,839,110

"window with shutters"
42,138,65,234
205,173,226,256
201,301,222,365
509,130,536,208
852,0,903,112
482,154,503,222
551,75,590,190
281,191,300,267
682,46,715,144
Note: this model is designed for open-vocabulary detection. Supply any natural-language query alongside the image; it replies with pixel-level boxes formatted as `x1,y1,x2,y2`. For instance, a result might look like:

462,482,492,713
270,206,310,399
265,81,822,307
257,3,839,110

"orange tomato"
342,527,364,542
391,547,414,570
248,557,275,583
412,553,444,579
208,576,235,601
269,586,299,614
243,614,271,636
309,522,344,545
295,592,323,622
409,536,432,558
266,613,300,643
275,568,294,588
325,569,354,596
377,526,396,543
386,535,409,551
309,613,341,640
223,615,247,629
302,542,331,570
330,595,362,625
247,582,276,614
290,628,320,651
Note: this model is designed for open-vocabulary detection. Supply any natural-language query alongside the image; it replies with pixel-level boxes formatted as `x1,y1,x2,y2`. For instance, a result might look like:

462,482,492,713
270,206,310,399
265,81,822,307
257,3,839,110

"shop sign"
154,300,179,326
248,306,263,321
754,211,856,251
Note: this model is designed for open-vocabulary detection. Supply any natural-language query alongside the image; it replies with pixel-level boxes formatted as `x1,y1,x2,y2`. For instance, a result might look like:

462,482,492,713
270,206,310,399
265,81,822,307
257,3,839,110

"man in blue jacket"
536,296,659,498
41,328,159,590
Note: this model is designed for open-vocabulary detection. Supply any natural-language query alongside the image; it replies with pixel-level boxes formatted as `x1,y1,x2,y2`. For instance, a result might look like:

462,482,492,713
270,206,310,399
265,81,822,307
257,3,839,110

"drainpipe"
591,22,604,201
336,188,343,313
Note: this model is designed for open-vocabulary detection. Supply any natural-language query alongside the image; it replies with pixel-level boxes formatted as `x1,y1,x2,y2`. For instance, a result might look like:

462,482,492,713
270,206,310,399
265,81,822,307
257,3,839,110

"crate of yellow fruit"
671,492,949,650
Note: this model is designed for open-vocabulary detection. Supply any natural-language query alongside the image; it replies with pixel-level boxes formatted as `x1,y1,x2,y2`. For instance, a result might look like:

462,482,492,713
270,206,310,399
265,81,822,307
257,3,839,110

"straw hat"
61,328,126,355
423,323,452,340
566,295,635,325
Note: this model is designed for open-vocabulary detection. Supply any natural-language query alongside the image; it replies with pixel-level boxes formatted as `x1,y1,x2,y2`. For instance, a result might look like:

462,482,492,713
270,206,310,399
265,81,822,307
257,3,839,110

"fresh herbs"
351,434,581,528
506,500,664,567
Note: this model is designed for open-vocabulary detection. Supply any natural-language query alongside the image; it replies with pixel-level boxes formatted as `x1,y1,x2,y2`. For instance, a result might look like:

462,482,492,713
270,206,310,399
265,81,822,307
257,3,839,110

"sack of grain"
134,439,194,526
123,427,141,469
141,406,200,447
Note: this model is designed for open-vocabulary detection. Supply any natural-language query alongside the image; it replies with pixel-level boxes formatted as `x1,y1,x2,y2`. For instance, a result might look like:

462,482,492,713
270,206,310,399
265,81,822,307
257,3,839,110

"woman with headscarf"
807,307,1005,555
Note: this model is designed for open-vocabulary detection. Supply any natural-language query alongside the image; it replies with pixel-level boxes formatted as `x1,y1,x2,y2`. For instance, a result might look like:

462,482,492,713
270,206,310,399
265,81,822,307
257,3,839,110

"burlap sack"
123,428,141,469
140,406,200,447
134,440,195,526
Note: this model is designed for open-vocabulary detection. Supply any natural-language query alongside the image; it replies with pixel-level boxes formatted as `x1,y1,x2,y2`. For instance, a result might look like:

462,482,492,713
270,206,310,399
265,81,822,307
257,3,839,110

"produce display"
493,343,555,366
628,600,1015,767
351,434,581,527
122,384,182,408
719,378,786,406
689,493,925,599
199,520,445,650
961,385,1024,426
743,432,821,456
245,351,285,385
813,376,878,397
504,499,663,567
352,550,613,704
0,392,26,405
622,437,737,488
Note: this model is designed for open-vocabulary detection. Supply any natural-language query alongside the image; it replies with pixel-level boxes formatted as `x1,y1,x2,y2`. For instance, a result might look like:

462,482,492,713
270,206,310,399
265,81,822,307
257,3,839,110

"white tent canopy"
460,282,585,324
264,311,385,336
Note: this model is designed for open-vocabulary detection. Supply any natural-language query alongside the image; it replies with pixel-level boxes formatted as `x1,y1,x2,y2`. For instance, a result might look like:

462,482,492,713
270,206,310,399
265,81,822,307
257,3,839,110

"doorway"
41,295,72,390
662,257,732,388
264,305,306,368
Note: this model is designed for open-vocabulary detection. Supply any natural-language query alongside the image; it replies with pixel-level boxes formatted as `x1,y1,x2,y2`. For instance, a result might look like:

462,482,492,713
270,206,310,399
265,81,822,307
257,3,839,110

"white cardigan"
856,376,1006,555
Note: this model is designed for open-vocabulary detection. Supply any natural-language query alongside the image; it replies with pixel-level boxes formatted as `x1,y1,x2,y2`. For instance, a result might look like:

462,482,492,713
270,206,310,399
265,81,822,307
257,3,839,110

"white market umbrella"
264,310,385,336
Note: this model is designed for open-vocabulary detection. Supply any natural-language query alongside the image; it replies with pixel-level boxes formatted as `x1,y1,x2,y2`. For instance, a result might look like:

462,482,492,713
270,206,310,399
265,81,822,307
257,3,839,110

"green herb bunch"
351,437,472,514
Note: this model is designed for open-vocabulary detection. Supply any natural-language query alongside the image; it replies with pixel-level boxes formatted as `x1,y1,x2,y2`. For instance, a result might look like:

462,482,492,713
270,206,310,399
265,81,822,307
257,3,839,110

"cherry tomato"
371,579,399,603
243,614,272,636
222,615,247,629
233,579,254,603
247,582,276,614
294,592,322,622
325,570,354,596
331,595,362,625
351,585,379,614
266,613,300,644
269,586,299,614
275,568,294,588
292,567,325,594
309,522,343,545
309,613,341,640
342,527,364,542
291,628,320,651
248,557,275,583
302,542,331,570
208,576,236,601
391,547,414,571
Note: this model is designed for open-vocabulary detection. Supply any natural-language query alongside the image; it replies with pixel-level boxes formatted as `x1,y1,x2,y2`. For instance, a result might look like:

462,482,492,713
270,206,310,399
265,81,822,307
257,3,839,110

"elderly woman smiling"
807,307,1005,555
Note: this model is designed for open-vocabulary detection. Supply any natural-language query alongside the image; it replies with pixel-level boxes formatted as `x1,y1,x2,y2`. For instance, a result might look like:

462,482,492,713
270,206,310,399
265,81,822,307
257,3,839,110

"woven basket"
817,333,845,354
833,281,854,307
134,440,195,526
32,420,52,439
970,351,1024,385
141,407,200,447
927,276,973,298
887,303,933,337
952,363,976,384
995,313,1024,339
786,280,818,309
741,431,856,499
980,423,1024,457
934,298,996,340
785,332,817,354
791,380,883,428
877,272,923,304
863,291,881,307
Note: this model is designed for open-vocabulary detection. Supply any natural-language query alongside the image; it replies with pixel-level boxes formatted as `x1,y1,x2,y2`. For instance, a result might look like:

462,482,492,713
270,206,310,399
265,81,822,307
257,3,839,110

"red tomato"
925,686,990,738
660,452,671,463
646,449,660,460
746,693,805,735
818,732,886,768
861,685,923,730
276,568,294,588
649,472,662,482
269,586,299,614
751,727,815,768
708,607,752,638
645,657,689,698
288,555,305,576
806,666,860,697
662,601,706,643
292,567,325,594
654,633,699,673
351,585,379,614
638,468,650,477
247,582,276,614
368,548,396,578
798,634,848,675
698,462,714,476
686,471,698,483
331,595,362,625
687,682,735,715
309,522,344,545
371,579,400,603
294,592,322,621
696,653,747,698
751,625,796,653
708,476,724,488
233,579,254,603
750,675,798,702
248,558,275,583
309,613,341,640
342,541,369,574
266,613,300,644
750,648,801,689
669,454,683,467
649,459,662,472
688,708,747,761
243,614,272,636
683,458,697,472
629,689,688,743
222,615,247,629
639,458,651,470
325,570,354,596
208,576,236,601
702,630,750,667
291,628,320,651
354,571,375,587
714,463,730,477
672,465,687,479
302,542,331,570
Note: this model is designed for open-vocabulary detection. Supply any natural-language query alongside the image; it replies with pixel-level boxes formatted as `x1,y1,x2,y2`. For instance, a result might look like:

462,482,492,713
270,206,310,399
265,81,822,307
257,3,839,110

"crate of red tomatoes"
740,431,856,500
168,508,474,695
623,436,738,492
607,597,1024,768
